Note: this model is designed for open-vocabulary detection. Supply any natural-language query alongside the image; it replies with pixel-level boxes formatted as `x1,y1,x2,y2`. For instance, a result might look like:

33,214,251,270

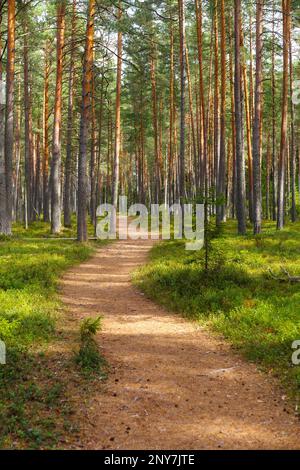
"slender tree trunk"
185,44,197,195
29,82,35,220
77,0,95,241
229,21,236,218
213,0,219,201
249,13,254,124
277,0,290,230
51,1,66,234
24,18,33,225
14,80,21,220
289,13,296,222
112,1,122,209
234,0,246,234
201,7,213,265
195,0,208,199
169,18,174,205
158,99,164,197
94,75,104,225
34,130,42,218
43,41,50,222
286,141,290,215
266,132,271,219
140,92,146,204
0,14,9,234
252,0,263,234
4,0,15,230
271,0,277,221
178,0,186,206
150,42,160,204
64,0,77,227
243,62,253,222
90,66,96,224
195,87,202,192
217,0,226,224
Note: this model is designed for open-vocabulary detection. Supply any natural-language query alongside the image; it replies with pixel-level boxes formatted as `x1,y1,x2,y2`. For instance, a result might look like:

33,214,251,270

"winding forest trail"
61,224,300,450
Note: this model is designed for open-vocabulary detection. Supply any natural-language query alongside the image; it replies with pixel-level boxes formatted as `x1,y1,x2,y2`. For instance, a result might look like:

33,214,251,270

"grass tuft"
75,316,107,378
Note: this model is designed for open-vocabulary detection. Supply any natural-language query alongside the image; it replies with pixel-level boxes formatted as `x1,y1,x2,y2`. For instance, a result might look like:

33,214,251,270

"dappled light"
60,231,300,449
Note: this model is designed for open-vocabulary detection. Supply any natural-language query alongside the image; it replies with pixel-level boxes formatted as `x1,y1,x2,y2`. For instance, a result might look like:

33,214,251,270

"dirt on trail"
61,223,300,450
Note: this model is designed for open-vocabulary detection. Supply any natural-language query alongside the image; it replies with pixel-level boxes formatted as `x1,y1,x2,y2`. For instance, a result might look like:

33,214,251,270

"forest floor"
0,220,103,449
61,221,300,450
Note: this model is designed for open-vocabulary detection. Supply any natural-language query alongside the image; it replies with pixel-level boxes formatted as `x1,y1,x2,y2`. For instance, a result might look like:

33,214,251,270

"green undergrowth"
75,317,108,378
134,220,300,401
0,219,105,448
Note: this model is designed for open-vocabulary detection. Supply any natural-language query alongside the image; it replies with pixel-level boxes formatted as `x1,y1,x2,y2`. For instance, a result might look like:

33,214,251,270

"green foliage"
134,220,300,398
75,316,107,377
0,230,92,352
80,316,102,342
0,221,100,448
0,349,69,449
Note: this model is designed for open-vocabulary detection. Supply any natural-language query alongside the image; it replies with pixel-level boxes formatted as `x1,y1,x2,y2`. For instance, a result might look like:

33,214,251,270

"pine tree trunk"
178,0,186,207
234,0,246,234
195,0,208,198
51,1,66,234
289,14,296,222
64,0,77,228
43,41,50,222
217,0,226,224
229,21,236,218
213,0,219,203
112,2,122,209
150,42,160,204
271,0,277,221
4,0,15,231
169,18,174,205
249,14,254,125
14,80,21,220
95,75,104,220
185,44,197,194
90,67,96,225
140,93,146,204
0,18,9,235
266,132,271,219
24,18,33,225
252,0,263,234
243,62,253,222
34,130,42,218
77,0,95,242
277,0,290,230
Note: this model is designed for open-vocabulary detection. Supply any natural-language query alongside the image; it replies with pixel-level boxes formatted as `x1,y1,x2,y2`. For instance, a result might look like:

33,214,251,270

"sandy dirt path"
61,227,300,450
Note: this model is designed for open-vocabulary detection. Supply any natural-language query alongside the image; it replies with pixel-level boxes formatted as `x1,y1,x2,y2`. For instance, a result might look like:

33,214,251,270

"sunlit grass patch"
0,220,103,448
134,220,300,398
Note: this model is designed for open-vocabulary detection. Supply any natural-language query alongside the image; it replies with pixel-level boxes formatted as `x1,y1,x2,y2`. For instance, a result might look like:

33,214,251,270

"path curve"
61,229,300,450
